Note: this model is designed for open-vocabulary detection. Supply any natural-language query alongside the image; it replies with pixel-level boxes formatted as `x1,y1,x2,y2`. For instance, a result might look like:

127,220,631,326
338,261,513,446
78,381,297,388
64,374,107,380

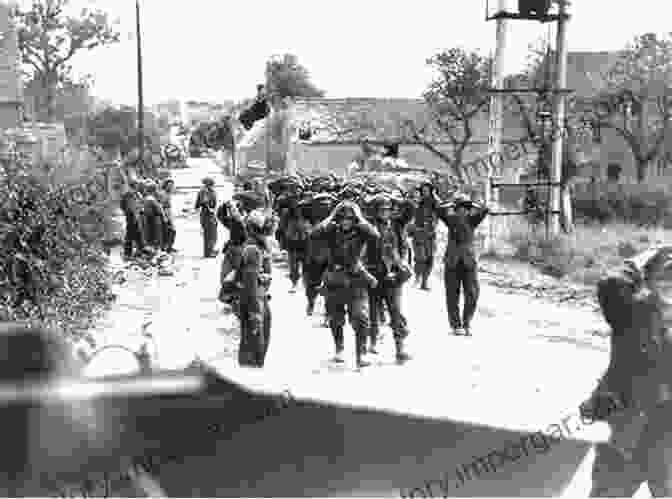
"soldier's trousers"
369,281,409,343
238,295,271,368
123,215,145,258
163,219,176,250
412,234,436,278
287,241,306,285
444,260,479,329
200,213,218,257
324,285,369,355
303,259,328,308
590,402,672,496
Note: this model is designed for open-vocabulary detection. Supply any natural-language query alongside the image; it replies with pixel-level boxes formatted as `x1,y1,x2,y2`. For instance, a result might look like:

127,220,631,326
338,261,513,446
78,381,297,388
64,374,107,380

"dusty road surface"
87,157,647,497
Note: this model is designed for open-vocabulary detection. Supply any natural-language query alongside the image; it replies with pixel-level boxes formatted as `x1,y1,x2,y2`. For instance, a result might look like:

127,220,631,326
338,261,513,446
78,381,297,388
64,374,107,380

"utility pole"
135,0,145,172
549,0,569,235
485,0,508,252
265,59,272,174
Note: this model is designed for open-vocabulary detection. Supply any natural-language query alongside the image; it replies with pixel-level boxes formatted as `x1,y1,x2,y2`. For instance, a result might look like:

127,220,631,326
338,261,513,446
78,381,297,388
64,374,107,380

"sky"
61,0,672,106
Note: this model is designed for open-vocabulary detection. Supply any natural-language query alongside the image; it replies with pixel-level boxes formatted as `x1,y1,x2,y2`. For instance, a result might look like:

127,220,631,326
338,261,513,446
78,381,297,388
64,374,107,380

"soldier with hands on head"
437,193,490,336
581,246,672,497
364,193,414,362
309,200,380,368
409,182,441,290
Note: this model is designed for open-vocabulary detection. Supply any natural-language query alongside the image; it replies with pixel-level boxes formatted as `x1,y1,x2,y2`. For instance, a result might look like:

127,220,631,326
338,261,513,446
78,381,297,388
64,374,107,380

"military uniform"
365,195,414,362
310,203,379,367
437,198,489,335
158,184,176,252
142,186,165,250
410,193,440,289
195,180,218,257
582,248,672,496
120,187,146,258
237,216,273,368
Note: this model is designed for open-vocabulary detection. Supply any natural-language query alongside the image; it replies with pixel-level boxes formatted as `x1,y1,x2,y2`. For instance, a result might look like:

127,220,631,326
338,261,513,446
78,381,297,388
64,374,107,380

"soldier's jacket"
195,187,217,215
238,238,272,309
437,205,489,269
595,260,672,414
157,191,173,222
120,190,143,220
411,196,440,237
310,219,379,287
217,204,247,247
365,200,415,275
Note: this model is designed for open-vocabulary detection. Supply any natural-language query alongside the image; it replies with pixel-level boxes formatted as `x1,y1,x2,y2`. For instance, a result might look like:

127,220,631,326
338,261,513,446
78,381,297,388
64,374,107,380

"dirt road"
88,157,631,496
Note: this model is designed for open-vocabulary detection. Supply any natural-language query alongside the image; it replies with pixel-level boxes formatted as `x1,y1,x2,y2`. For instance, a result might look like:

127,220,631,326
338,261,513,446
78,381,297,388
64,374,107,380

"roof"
290,97,439,143
289,97,527,145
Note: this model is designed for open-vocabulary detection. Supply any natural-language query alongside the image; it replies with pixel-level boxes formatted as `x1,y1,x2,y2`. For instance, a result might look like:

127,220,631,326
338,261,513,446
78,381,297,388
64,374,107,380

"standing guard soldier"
410,182,441,290
237,210,273,368
581,247,672,497
195,177,218,258
120,180,146,260
365,193,414,362
437,194,490,336
284,198,311,294
141,179,165,252
159,179,177,253
309,201,379,368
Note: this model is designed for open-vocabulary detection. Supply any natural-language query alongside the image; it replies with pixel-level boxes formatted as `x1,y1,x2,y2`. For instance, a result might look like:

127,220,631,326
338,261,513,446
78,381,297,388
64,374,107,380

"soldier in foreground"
365,193,414,362
309,201,380,367
437,194,489,336
237,210,273,367
581,246,672,496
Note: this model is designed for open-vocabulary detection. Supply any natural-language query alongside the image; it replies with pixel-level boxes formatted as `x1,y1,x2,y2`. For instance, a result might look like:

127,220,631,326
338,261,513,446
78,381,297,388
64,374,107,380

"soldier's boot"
332,326,345,363
289,280,298,294
306,298,315,316
420,271,430,290
356,352,371,369
368,332,379,355
395,338,412,364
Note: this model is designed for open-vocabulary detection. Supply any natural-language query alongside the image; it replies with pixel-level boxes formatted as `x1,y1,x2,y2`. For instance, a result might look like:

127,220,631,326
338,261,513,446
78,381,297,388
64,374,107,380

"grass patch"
484,216,668,285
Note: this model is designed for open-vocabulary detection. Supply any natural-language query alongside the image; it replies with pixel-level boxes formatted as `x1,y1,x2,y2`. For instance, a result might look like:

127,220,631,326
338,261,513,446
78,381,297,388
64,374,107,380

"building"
566,50,672,190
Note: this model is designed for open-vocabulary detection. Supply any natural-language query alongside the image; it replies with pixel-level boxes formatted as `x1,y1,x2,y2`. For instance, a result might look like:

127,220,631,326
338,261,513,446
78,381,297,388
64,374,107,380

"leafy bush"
573,188,672,226
0,157,115,347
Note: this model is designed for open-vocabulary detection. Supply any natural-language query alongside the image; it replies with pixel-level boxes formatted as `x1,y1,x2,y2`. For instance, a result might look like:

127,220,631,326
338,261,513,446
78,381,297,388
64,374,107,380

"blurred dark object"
518,0,551,18
239,99,270,131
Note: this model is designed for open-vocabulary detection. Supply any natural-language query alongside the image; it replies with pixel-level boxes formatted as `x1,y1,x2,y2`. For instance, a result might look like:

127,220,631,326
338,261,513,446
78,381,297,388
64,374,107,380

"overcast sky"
62,0,672,106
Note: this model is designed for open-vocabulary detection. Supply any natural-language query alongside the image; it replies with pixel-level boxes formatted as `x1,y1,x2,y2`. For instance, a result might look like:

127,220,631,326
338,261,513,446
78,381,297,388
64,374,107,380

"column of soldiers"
215,172,490,370
120,178,177,260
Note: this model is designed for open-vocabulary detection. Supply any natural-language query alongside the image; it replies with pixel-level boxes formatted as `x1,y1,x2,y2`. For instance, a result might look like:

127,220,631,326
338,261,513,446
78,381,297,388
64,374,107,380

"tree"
265,54,325,101
15,0,120,122
404,47,492,184
581,33,672,182
86,106,164,156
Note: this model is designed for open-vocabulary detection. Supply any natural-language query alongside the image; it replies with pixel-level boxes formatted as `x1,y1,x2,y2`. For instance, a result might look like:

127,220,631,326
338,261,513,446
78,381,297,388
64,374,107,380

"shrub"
573,188,672,226
0,156,115,348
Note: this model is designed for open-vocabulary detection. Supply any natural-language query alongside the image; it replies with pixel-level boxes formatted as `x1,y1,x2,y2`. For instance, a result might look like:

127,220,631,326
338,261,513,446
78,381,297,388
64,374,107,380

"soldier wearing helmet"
437,192,490,336
195,177,218,258
120,178,147,259
364,193,415,363
309,200,380,368
141,179,166,251
410,181,441,290
237,210,273,367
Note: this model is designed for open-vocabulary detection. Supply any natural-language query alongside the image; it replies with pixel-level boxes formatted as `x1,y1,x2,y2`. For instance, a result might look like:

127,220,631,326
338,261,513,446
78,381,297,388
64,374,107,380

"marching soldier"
365,193,414,362
410,182,440,290
237,210,273,368
437,194,490,336
309,201,380,367
303,193,337,318
581,247,672,496
195,177,218,258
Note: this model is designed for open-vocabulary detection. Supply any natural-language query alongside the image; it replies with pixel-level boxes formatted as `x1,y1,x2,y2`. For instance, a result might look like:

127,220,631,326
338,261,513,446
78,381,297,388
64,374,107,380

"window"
607,163,622,182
